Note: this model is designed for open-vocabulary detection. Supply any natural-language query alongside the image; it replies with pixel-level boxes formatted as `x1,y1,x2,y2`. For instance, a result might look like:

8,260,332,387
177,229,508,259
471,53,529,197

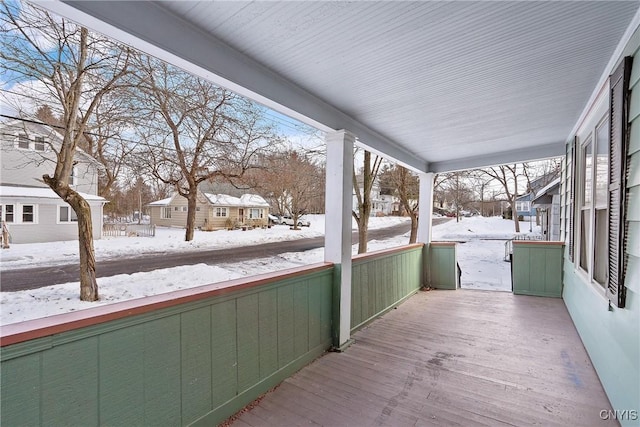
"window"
69,167,77,186
174,207,179,211
570,56,632,308
34,136,45,151
216,207,227,217
516,201,530,212
577,119,609,284
22,205,35,223
18,134,29,149
59,206,78,223
1,205,14,223
249,208,263,219
161,207,171,219
182,206,187,212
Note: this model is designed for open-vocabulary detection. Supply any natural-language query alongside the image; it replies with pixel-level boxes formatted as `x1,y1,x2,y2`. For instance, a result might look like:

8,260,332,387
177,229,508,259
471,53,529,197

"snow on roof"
0,185,106,202
205,193,269,207
147,196,174,206
147,192,269,208
239,194,270,207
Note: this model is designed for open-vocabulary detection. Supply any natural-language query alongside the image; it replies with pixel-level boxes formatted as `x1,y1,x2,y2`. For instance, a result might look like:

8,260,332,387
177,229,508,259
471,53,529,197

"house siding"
1,128,99,195
562,36,640,425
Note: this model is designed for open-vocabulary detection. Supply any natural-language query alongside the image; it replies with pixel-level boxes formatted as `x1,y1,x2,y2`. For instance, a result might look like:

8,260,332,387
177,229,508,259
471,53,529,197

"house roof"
532,178,562,205
147,196,174,206
147,193,270,208
37,1,640,173
0,185,106,202
204,193,270,208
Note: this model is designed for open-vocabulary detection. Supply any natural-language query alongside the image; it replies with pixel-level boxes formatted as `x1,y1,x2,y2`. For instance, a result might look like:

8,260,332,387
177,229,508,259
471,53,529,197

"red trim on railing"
429,241,456,246
0,262,334,347
512,241,565,246
352,243,424,262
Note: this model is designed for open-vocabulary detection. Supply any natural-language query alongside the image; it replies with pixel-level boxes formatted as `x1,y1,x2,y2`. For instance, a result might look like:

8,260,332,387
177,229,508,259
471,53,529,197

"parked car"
268,214,282,225
281,215,310,227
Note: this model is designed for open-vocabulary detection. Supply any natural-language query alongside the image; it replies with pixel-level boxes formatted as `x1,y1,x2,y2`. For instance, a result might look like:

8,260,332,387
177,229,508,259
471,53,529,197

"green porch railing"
511,241,564,297
0,264,333,427
428,242,459,290
351,243,424,331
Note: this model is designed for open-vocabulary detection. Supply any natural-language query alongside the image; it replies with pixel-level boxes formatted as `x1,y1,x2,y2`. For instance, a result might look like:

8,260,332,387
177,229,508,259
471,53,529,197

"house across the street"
147,191,270,230
0,119,106,244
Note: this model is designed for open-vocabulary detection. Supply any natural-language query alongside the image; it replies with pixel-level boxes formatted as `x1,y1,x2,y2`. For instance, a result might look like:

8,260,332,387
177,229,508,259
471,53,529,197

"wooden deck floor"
231,290,615,426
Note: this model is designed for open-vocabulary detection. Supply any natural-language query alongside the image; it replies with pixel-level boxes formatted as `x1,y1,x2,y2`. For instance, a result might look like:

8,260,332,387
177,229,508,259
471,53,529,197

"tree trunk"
358,211,369,254
45,176,99,301
511,200,520,233
409,213,418,243
185,191,197,241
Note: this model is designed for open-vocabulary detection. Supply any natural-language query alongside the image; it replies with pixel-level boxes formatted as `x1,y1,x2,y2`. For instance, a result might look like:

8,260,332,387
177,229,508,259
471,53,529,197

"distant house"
515,193,535,219
515,173,560,220
353,174,392,216
532,178,561,241
0,119,106,244
148,191,270,229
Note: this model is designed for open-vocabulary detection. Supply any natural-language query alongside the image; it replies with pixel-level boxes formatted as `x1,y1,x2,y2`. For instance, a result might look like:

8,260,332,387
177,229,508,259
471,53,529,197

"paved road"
1,219,448,292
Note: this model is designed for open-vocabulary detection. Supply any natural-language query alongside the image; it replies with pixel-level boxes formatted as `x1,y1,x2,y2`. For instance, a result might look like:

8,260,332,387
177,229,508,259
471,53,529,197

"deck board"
232,290,616,426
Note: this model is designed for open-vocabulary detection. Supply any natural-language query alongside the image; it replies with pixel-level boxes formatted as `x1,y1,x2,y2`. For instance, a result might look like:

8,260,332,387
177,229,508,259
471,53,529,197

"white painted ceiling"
37,1,640,172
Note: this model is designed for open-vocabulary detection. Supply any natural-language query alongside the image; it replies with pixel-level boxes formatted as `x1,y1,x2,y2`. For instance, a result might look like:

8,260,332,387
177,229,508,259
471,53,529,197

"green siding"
0,267,334,427
512,243,564,297
563,43,640,426
42,338,99,425
429,243,459,289
350,245,423,331
0,354,41,425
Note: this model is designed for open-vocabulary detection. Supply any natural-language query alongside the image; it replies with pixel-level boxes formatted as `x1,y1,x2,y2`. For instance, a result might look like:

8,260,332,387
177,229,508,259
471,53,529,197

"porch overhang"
33,1,640,172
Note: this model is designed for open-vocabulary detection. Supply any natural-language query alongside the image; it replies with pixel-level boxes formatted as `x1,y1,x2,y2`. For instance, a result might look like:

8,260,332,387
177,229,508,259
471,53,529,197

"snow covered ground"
0,215,540,325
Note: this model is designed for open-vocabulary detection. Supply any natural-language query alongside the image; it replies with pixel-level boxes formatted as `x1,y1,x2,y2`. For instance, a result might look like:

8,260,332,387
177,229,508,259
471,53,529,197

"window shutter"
568,137,577,262
607,56,632,308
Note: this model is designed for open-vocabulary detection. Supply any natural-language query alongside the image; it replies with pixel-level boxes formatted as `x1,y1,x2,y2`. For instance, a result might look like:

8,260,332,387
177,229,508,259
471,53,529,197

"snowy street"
0,215,541,325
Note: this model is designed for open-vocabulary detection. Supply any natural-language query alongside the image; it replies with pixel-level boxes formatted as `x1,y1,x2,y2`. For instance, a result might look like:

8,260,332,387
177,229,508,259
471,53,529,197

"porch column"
418,172,435,288
324,130,355,350
417,172,435,244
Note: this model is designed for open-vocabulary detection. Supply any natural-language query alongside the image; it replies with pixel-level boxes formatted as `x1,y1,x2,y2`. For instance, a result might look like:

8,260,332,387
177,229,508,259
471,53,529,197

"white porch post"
324,130,355,350
417,172,435,244
418,172,435,288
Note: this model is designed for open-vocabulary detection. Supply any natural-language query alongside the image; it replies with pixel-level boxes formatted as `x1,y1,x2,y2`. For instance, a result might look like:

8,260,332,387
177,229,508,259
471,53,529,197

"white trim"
57,204,78,224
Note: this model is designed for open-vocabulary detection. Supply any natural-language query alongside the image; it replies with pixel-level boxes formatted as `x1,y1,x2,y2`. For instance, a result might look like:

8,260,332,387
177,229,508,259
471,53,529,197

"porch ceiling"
38,1,640,172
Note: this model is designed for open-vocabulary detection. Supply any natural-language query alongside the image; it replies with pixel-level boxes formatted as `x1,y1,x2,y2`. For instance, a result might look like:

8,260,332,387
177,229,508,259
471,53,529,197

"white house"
0,119,106,244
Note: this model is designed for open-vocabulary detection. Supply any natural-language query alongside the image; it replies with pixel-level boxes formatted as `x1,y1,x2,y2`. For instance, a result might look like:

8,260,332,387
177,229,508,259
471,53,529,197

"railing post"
324,130,355,350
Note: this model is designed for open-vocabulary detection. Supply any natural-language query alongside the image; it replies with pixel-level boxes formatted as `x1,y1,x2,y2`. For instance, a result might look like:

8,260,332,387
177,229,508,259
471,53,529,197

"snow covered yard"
431,216,542,292
0,215,540,325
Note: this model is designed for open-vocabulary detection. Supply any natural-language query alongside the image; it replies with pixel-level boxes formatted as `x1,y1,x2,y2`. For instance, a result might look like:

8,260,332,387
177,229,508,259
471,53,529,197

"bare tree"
481,164,526,232
251,150,324,229
438,171,474,222
352,150,383,253
1,2,132,300
379,164,419,243
468,171,495,216
133,57,279,241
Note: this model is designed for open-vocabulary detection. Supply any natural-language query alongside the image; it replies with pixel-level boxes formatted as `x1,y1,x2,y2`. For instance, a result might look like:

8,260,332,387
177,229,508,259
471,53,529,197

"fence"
103,223,155,237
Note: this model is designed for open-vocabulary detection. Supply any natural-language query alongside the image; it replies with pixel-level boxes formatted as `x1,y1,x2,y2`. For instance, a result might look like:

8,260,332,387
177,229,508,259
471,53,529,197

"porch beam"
324,130,355,350
428,142,565,173
417,172,435,245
